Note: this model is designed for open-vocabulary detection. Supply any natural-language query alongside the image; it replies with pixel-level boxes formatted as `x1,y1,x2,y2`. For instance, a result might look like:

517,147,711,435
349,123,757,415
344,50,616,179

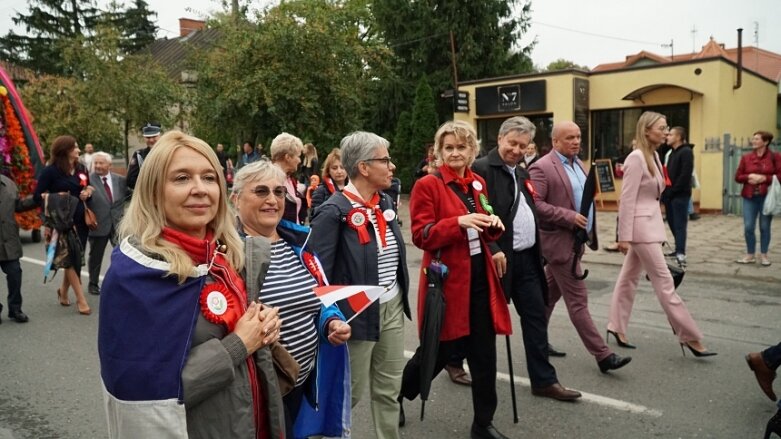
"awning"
622,84,703,102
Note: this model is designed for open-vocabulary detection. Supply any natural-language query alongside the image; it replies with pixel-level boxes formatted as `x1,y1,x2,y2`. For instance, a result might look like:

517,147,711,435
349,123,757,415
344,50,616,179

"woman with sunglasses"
231,159,352,438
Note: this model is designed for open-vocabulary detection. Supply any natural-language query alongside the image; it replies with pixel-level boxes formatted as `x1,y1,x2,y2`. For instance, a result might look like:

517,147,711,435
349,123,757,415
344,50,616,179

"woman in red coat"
399,120,512,439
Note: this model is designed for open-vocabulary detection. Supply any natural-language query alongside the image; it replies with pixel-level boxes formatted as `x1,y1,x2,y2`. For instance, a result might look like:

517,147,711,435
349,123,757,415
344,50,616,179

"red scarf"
342,188,387,248
160,227,269,438
439,164,475,193
324,177,337,194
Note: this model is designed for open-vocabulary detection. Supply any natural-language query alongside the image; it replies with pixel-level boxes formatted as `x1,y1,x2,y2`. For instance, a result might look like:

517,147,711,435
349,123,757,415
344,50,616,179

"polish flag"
314,285,385,322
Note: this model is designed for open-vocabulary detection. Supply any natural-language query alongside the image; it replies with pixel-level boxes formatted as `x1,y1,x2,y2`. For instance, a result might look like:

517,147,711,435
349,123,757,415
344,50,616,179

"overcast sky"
1,0,780,70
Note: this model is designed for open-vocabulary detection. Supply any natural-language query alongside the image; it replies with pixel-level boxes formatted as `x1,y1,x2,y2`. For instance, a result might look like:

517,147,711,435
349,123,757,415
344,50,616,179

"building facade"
454,38,781,212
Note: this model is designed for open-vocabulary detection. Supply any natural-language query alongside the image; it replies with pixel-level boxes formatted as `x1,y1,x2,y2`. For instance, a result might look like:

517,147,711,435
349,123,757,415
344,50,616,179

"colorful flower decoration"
0,93,42,230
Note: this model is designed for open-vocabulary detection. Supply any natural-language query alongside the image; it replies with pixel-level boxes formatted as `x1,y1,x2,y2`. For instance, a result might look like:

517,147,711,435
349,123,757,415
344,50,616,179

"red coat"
409,171,512,341
735,150,781,199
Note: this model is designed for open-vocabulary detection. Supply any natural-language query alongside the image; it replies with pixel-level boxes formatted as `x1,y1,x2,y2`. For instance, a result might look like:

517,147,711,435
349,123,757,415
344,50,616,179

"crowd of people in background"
0,113,778,439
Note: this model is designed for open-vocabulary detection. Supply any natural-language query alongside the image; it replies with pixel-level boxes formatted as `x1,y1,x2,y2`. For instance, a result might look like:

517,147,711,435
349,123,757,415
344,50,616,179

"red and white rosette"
525,180,537,198
78,172,88,188
200,283,240,331
347,208,371,245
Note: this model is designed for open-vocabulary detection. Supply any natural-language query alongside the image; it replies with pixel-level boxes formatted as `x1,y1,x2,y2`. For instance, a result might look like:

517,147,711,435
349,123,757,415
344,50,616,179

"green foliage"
191,0,390,150
368,0,535,133
392,110,412,164
409,76,438,162
0,0,158,76
545,58,589,71
19,26,183,158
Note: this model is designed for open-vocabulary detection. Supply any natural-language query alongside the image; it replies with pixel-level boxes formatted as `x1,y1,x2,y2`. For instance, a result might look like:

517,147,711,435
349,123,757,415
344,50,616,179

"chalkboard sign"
593,159,615,193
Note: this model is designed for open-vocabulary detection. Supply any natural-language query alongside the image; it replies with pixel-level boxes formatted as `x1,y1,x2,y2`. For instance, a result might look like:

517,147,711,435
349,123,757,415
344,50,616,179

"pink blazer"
529,152,598,265
618,149,667,243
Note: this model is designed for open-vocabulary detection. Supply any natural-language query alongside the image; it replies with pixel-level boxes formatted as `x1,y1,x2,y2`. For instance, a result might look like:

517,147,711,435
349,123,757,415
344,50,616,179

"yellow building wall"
456,60,778,212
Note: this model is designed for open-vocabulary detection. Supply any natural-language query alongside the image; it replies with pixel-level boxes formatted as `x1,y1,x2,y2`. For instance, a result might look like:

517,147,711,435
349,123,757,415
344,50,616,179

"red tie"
103,177,113,203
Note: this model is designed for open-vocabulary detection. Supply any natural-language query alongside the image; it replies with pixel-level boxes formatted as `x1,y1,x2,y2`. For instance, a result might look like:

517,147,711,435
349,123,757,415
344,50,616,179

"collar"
554,150,579,167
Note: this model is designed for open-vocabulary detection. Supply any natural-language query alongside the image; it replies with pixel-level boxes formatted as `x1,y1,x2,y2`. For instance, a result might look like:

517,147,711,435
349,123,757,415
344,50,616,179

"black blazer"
472,148,547,303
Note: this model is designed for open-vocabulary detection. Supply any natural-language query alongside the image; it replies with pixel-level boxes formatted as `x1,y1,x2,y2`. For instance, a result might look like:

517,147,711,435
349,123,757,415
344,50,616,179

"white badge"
466,228,479,241
383,209,396,221
472,180,483,191
206,291,228,316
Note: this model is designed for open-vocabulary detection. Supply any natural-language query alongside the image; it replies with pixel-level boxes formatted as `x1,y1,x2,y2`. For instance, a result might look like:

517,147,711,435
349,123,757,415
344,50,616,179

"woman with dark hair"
309,148,348,216
300,143,319,184
735,130,779,266
34,135,94,315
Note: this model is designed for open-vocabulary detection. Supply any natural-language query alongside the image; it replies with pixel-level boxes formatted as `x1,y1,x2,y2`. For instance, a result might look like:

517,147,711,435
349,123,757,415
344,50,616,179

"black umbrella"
419,259,448,421
571,162,597,280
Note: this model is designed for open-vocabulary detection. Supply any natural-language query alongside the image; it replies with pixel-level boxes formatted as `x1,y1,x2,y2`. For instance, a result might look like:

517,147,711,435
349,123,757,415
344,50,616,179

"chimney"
734,28,743,90
179,18,206,37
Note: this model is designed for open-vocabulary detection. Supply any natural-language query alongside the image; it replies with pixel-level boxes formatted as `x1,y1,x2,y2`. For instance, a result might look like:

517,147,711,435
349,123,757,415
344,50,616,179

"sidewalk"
397,195,781,283
584,210,781,283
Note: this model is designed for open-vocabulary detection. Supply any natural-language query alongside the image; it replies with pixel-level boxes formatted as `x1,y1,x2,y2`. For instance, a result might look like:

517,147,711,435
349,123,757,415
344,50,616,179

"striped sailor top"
258,239,320,386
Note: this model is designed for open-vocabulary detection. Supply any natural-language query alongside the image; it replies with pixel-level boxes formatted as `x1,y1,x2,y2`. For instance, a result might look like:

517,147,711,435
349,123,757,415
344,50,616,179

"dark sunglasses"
249,185,287,199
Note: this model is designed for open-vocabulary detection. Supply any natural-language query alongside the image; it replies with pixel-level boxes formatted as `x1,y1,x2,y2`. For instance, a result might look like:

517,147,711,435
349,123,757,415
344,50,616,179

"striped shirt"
258,240,320,385
347,196,400,303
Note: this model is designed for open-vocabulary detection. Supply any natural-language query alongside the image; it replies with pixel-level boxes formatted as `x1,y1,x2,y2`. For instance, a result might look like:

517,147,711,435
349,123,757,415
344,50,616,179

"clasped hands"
747,173,767,185
234,302,282,355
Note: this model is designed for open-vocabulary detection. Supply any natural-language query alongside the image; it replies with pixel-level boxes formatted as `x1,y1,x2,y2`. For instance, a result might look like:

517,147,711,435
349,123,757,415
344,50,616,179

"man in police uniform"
126,122,161,191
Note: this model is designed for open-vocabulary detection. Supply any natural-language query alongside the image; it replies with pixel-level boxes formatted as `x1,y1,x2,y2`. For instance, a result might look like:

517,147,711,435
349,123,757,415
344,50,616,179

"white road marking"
21,256,103,282
403,350,663,417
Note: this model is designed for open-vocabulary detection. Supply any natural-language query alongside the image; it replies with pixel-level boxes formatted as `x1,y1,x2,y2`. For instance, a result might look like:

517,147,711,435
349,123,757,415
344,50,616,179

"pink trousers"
607,242,703,342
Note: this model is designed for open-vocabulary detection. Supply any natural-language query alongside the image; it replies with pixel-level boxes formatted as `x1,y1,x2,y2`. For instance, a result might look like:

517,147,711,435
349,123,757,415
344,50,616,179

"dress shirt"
504,164,536,251
554,150,593,232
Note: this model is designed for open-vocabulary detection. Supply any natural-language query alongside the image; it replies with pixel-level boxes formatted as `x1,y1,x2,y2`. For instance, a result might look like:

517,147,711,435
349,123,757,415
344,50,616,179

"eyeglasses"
249,185,287,199
363,157,393,167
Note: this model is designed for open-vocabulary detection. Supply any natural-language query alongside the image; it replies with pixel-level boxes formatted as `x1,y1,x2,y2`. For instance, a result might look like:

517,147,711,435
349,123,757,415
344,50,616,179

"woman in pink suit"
606,111,716,357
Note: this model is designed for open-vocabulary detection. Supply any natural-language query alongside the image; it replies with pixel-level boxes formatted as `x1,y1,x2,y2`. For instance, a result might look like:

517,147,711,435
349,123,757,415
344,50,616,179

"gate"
721,133,752,215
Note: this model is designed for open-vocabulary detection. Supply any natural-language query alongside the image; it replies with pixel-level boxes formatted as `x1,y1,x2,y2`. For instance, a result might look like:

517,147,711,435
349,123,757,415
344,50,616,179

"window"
591,104,689,164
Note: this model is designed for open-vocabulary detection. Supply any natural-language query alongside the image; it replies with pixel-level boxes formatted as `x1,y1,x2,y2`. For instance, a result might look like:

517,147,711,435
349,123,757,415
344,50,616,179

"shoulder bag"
84,201,98,231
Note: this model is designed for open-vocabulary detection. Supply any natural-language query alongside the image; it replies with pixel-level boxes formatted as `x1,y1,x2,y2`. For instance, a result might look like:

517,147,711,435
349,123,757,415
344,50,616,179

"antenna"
662,39,674,59
691,25,697,53
753,21,759,47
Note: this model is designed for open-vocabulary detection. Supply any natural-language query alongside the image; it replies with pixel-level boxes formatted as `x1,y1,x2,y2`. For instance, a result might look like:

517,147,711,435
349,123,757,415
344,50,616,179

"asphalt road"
0,228,778,438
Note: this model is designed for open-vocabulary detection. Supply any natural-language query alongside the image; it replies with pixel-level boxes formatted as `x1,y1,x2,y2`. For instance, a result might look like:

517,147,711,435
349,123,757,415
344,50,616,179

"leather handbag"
269,341,299,396
83,201,98,231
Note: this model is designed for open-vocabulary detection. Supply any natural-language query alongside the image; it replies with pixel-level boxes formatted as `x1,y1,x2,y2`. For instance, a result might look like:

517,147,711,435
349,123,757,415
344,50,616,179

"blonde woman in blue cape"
98,131,285,438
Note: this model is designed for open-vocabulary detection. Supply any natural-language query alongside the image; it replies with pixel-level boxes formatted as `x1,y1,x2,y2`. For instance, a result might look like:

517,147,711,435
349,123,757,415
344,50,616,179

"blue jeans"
666,196,689,255
743,195,773,254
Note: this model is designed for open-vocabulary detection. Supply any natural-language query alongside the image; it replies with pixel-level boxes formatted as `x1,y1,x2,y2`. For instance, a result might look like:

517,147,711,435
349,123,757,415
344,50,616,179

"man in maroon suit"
528,121,631,373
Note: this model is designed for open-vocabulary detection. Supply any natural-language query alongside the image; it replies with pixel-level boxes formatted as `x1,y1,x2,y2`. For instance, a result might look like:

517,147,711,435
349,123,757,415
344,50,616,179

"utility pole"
691,25,697,53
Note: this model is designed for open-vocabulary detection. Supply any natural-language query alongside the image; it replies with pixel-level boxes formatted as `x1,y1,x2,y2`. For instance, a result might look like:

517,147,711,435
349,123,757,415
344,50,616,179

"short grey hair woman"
270,132,306,224
309,131,411,439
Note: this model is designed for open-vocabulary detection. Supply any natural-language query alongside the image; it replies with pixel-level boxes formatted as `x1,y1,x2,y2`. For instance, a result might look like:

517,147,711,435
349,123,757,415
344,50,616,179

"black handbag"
668,261,685,289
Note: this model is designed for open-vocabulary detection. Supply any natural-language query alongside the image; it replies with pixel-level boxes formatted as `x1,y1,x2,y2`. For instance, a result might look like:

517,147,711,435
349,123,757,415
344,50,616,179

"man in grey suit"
87,152,127,295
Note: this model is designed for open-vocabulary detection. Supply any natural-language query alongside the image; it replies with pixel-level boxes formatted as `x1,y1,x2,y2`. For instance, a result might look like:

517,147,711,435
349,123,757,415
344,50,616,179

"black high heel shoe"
765,409,781,439
680,342,717,357
606,330,636,349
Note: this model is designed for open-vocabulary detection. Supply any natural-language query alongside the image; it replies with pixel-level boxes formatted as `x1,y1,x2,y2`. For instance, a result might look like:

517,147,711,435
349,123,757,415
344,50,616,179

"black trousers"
510,249,557,388
88,230,117,290
1,259,23,315
282,375,310,439
400,255,498,427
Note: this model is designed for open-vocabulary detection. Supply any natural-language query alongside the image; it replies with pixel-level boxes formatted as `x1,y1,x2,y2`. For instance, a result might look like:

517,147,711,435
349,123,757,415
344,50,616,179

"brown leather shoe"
445,364,471,386
531,382,582,401
747,352,777,401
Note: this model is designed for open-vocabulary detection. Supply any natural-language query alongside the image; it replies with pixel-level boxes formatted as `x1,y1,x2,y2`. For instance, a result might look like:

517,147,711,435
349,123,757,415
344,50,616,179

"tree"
368,0,535,132
0,0,100,75
392,110,412,165
191,0,390,150
545,58,589,71
398,76,438,188
0,0,158,75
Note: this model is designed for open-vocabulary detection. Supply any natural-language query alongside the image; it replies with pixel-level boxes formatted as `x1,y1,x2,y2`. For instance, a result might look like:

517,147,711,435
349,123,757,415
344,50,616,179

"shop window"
591,104,689,166
477,114,554,157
